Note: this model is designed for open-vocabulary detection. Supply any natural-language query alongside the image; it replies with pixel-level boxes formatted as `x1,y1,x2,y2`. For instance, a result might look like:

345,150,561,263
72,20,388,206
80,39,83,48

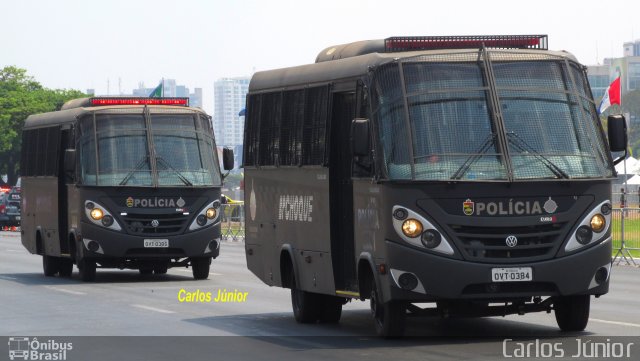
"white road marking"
5,249,23,253
0,275,17,280
132,304,175,314
173,268,223,276
44,286,87,295
590,318,640,328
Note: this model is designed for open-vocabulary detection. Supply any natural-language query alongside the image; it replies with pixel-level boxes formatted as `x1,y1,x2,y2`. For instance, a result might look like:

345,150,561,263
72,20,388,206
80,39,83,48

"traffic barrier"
612,208,639,266
220,203,245,242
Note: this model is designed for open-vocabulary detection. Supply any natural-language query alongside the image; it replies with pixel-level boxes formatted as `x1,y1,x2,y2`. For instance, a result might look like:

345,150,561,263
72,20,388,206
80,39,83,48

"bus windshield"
79,110,221,187
373,52,614,181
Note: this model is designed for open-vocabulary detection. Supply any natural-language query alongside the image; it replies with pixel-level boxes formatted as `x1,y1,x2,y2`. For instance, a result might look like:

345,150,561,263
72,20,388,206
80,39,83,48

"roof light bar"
90,97,189,106
385,35,548,52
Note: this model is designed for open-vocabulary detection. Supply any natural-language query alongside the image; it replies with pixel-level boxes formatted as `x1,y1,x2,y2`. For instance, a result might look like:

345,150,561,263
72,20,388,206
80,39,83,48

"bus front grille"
448,223,566,263
121,212,189,235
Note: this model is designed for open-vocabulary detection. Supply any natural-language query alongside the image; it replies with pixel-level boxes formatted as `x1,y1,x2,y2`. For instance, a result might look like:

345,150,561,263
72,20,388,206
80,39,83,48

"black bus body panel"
244,167,335,293
247,170,612,301
23,185,221,262
358,180,612,302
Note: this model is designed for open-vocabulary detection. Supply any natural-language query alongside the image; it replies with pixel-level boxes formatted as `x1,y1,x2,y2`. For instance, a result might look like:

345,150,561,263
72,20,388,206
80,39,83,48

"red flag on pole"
599,76,621,113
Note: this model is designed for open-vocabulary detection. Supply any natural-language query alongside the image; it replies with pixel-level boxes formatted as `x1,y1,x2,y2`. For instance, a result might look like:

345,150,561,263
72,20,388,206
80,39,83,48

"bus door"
58,126,73,256
329,89,358,291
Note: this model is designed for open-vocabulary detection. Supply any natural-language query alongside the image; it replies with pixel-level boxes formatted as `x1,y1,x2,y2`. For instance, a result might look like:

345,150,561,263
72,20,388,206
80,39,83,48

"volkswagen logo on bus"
151,219,160,228
505,235,518,247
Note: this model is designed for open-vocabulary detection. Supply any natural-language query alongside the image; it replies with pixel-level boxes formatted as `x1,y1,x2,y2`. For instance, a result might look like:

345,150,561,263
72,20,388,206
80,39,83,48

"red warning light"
385,35,548,52
90,98,189,106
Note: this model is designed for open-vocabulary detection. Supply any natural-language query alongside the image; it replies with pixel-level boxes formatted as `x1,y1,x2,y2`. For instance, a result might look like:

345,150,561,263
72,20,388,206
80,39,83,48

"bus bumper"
382,238,611,303
79,222,221,260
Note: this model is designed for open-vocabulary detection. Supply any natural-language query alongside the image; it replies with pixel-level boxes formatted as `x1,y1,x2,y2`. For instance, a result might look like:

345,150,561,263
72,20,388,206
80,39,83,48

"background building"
213,77,249,147
131,80,203,108
588,40,640,103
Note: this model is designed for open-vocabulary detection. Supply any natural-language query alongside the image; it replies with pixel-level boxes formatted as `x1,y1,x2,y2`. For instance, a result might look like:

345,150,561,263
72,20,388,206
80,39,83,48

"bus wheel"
191,257,211,280
290,273,320,323
58,259,74,277
554,295,590,332
78,259,97,282
153,264,168,274
43,255,60,277
318,295,343,323
370,281,406,337
139,268,153,275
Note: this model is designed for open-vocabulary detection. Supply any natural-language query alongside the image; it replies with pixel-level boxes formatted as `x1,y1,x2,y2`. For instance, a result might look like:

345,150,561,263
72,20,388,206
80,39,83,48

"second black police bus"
243,35,627,336
21,97,233,281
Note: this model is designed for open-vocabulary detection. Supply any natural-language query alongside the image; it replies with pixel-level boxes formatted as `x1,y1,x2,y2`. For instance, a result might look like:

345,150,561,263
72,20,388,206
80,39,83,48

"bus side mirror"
608,114,628,152
64,149,76,181
223,148,234,171
352,118,370,157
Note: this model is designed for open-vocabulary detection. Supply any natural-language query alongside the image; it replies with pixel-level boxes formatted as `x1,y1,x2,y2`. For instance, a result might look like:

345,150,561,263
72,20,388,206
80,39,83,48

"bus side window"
353,83,373,178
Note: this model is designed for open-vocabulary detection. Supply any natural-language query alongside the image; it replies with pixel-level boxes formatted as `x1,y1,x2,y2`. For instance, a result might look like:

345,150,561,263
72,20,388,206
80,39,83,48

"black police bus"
243,35,627,336
21,97,233,281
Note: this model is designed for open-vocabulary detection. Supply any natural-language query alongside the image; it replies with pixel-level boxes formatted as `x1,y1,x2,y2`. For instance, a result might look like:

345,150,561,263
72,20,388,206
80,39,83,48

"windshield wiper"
451,133,496,180
119,155,150,186
155,156,193,186
506,132,569,179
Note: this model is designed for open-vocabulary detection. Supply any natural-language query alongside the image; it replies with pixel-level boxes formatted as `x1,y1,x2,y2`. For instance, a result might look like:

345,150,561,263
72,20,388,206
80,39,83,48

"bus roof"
249,46,577,93
23,98,207,130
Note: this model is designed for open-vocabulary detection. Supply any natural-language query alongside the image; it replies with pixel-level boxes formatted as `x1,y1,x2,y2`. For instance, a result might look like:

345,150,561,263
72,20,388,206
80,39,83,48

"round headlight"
196,214,207,226
101,215,114,227
576,225,593,245
206,208,217,219
421,229,442,249
401,219,423,238
90,208,104,220
590,214,606,233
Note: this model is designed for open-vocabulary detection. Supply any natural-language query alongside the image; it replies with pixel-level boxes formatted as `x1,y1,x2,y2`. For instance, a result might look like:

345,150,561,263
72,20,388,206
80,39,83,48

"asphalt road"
1,231,640,360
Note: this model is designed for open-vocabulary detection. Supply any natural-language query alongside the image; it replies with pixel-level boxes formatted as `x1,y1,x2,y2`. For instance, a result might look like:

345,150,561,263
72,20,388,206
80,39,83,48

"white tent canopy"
615,157,639,175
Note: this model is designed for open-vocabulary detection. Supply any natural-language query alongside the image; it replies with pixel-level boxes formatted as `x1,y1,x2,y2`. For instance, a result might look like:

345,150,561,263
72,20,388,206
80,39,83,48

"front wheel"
58,259,74,277
290,272,321,323
191,257,211,280
370,281,406,337
42,255,60,277
554,295,590,332
78,259,97,282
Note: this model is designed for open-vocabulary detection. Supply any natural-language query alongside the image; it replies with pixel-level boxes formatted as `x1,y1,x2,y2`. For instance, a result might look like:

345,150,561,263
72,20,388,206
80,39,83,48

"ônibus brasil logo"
7,337,73,360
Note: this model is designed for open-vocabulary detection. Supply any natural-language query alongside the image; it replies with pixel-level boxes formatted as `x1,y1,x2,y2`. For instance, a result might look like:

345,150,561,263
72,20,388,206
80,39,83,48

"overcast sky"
2,0,639,114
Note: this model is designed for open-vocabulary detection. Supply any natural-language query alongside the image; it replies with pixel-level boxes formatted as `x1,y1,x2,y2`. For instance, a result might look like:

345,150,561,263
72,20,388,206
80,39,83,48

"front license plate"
144,239,169,248
491,267,532,282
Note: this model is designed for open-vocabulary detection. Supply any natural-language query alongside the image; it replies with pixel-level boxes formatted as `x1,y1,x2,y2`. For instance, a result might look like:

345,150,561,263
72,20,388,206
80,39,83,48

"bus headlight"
590,214,606,233
189,200,221,231
402,219,423,238
84,200,122,231
90,208,104,221
392,206,455,256
565,200,611,252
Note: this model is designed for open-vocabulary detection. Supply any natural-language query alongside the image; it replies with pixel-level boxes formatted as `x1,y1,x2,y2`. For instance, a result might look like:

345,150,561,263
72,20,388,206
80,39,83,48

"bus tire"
554,295,590,332
139,268,153,275
191,257,210,280
290,272,321,323
153,264,168,274
78,259,97,282
370,281,406,337
318,295,343,323
43,255,60,277
58,258,74,277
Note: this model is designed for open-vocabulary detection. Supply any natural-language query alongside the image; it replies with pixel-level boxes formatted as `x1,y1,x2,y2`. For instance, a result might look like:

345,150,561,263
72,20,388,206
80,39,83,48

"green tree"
0,66,85,184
